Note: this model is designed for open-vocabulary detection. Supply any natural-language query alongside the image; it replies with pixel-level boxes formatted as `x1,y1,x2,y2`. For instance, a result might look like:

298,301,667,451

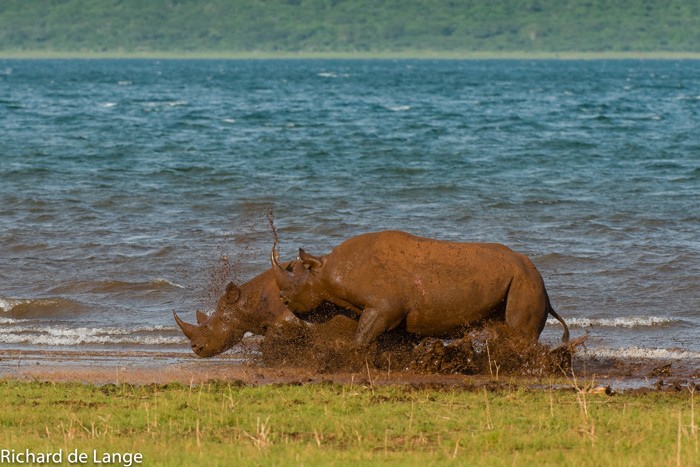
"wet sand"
2,337,698,392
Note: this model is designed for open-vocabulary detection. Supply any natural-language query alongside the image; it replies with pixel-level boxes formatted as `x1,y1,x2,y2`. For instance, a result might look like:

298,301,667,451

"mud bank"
1,347,697,392
2,322,697,392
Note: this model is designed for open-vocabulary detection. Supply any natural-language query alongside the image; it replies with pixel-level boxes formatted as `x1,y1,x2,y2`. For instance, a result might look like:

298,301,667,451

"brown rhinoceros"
271,230,569,346
173,263,307,357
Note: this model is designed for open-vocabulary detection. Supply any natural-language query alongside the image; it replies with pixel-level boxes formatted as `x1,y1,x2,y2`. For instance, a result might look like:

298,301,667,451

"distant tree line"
1,0,699,54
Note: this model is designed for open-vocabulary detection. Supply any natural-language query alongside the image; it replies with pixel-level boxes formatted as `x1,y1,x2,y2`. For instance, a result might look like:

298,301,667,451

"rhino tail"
548,305,570,343
545,291,569,343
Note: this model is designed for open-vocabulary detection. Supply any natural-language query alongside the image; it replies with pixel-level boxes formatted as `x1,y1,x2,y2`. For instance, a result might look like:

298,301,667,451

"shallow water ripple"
0,59,698,359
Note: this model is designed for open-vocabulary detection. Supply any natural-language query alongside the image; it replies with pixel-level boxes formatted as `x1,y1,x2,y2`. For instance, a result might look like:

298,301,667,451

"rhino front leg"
354,303,405,346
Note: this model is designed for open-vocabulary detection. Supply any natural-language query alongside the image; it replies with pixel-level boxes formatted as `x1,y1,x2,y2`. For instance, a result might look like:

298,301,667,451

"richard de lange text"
1,449,142,466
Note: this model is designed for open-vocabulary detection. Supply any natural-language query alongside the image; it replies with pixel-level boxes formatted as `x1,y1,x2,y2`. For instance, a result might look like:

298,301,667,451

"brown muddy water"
3,322,697,392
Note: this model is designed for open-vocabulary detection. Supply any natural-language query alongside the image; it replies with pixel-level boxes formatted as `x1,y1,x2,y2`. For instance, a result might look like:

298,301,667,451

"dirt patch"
261,315,577,378
1,346,697,391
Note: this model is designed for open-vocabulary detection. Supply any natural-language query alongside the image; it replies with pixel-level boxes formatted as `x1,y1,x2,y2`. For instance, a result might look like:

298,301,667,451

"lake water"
1,59,698,363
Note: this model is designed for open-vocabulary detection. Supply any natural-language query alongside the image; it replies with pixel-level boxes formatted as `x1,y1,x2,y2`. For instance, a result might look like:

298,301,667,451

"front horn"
173,311,198,340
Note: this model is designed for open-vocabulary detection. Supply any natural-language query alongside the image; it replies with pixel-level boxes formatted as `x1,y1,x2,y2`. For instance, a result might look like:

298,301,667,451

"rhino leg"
354,304,405,346
503,276,548,341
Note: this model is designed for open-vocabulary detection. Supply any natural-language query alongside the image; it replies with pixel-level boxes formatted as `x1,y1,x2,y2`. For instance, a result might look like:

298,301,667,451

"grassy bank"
0,380,697,466
3,50,700,60
1,0,699,56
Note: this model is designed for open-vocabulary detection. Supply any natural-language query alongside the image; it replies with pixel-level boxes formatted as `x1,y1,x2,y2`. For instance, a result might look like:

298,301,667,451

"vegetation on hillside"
1,0,699,55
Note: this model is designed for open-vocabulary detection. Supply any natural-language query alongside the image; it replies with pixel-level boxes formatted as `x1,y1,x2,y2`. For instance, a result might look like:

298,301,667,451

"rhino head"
271,241,327,314
173,282,247,358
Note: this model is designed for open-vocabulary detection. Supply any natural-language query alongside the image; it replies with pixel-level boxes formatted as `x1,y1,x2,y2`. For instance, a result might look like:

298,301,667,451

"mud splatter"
261,312,579,377
203,253,241,309
197,207,275,312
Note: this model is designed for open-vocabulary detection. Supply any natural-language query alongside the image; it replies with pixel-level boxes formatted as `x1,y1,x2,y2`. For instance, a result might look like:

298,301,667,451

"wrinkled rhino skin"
272,230,569,346
174,263,306,357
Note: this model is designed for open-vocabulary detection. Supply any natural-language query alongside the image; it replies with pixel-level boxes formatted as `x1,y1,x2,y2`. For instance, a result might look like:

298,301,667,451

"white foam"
387,105,411,112
2,324,175,335
0,333,184,346
0,324,184,346
142,100,188,109
581,346,700,360
547,316,675,328
0,297,27,312
152,278,186,289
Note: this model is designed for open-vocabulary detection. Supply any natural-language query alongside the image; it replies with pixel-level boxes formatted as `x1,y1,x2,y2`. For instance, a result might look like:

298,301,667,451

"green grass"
3,50,700,60
1,0,700,56
0,380,697,466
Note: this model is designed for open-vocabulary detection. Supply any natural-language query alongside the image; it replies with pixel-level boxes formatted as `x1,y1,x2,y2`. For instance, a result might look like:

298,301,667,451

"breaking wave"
0,323,186,347
547,316,677,328
581,346,700,360
0,296,88,318
47,278,185,294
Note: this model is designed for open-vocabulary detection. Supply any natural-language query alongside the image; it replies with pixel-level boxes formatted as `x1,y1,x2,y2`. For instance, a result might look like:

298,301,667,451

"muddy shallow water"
3,320,697,392
261,315,574,376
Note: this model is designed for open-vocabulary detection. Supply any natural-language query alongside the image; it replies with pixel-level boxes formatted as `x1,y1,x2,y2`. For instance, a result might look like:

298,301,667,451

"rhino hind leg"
502,277,549,341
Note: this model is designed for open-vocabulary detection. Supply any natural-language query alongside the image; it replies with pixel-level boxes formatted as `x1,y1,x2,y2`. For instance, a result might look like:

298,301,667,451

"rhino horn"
173,311,198,340
271,242,281,269
196,309,208,324
271,240,293,287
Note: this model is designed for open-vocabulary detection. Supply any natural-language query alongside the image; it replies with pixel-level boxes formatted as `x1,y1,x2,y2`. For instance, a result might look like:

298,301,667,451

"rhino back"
323,231,533,320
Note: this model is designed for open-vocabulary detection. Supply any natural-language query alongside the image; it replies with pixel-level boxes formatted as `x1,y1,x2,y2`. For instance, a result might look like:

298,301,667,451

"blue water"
1,59,698,361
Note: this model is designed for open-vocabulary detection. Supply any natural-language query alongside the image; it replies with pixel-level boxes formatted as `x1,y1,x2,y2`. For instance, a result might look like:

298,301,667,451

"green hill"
1,0,699,56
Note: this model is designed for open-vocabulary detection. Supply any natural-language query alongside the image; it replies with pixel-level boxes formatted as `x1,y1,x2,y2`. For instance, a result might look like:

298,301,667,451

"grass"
0,380,698,466
3,50,700,60
2,0,700,55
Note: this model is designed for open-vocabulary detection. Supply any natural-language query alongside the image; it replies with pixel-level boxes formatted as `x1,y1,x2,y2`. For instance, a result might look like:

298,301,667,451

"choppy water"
1,59,698,363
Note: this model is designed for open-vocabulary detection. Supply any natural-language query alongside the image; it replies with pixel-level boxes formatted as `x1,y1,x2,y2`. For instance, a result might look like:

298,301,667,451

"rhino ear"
299,249,323,271
225,282,241,302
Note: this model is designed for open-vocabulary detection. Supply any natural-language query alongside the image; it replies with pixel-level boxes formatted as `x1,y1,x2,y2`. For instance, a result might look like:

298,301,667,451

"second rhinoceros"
173,263,306,357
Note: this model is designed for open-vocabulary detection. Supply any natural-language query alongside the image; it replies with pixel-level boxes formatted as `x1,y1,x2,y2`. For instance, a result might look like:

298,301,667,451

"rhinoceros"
173,263,307,357
271,230,569,346
173,262,355,357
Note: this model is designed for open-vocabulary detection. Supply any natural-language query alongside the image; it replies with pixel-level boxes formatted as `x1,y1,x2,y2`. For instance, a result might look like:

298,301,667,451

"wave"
140,100,188,108
581,346,700,360
0,324,186,347
317,72,349,79
0,297,88,318
547,316,676,328
48,278,185,294
386,105,411,112
0,333,183,347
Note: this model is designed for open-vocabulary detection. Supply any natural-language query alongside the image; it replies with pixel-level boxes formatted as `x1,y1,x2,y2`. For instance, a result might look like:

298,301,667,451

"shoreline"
2,347,697,391
2,50,700,60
